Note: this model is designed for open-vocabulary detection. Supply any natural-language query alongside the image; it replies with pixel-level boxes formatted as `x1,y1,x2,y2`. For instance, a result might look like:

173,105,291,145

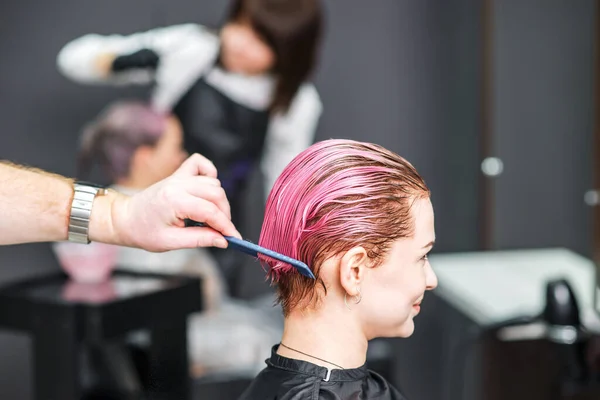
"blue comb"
186,220,315,279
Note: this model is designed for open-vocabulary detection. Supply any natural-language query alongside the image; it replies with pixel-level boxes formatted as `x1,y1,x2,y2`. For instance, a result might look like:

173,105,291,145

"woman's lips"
413,299,422,313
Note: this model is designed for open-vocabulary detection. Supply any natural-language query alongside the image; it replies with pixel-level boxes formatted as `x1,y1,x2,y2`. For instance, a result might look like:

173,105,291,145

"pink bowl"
52,241,118,284
62,281,117,303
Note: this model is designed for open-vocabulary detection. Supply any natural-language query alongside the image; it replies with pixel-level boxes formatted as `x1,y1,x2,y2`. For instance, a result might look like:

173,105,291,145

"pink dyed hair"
77,100,168,181
258,139,430,315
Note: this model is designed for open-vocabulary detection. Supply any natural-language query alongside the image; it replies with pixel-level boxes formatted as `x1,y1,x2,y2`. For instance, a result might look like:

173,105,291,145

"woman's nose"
425,263,438,290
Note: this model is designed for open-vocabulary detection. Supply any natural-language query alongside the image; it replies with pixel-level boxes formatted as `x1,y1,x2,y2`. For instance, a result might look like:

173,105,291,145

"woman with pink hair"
240,139,438,399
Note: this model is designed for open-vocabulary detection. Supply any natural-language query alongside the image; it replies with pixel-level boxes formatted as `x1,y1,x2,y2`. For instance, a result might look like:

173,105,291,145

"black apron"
173,77,271,290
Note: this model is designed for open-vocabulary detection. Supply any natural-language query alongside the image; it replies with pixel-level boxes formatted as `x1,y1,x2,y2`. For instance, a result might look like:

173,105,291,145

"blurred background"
1,0,599,399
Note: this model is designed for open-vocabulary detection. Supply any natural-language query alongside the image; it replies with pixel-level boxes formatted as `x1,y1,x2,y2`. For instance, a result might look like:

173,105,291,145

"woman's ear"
339,246,369,297
130,145,153,171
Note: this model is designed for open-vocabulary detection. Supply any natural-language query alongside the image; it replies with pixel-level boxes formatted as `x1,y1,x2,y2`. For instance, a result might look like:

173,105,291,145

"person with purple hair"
60,98,223,308
239,139,438,399
64,99,283,377
77,100,188,190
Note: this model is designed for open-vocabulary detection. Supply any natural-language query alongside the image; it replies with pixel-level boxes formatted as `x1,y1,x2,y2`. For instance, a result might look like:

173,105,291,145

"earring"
344,287,362,310
354,286,362,304
344,293,352,310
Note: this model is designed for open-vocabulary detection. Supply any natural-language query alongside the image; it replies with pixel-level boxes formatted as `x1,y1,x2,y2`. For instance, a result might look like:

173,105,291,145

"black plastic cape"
238,345,409,400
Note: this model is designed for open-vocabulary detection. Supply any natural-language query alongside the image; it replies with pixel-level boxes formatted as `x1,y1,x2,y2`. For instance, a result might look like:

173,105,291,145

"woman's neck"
278,307,368,370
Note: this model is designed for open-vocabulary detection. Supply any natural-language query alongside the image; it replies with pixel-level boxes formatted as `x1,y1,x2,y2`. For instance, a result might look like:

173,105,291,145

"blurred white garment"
188,296,283,376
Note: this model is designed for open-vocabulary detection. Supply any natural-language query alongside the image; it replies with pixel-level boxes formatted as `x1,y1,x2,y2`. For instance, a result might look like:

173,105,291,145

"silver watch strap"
68,184,107,244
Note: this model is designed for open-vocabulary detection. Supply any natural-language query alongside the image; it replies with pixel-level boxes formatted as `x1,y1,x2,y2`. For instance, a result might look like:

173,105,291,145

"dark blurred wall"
0,0,594,398
393,1,596,399
315,0,483,256
491,0,595,255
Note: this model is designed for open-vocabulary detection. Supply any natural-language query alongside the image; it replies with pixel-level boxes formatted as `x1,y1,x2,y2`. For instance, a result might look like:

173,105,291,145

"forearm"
0,154,240,252
57,24,211,85
0,162,127,246
0,161,74,244
57,33,155,85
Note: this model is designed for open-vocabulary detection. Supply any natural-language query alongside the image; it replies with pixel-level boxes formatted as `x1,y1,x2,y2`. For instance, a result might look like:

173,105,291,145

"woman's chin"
396,321,415,338
393,313,418,338
369,320,415,339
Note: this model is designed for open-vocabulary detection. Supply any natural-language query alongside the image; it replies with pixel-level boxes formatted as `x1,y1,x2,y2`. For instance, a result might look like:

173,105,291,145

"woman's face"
358,197,438,339
220,19,276,75
146,115,188,182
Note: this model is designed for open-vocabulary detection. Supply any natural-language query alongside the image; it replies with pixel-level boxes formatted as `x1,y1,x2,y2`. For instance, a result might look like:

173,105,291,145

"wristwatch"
68,181,109,244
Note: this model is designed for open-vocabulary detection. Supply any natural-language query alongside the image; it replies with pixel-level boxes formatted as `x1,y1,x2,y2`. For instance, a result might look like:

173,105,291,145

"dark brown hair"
228,0,324,113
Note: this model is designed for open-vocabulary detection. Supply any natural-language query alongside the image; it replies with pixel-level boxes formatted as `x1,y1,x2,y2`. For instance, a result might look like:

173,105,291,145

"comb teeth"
224,236,315,279
185,220,314,279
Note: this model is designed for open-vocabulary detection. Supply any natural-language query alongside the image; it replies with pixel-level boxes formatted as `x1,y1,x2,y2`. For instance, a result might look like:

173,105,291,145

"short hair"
227,0,324,113
77,100,168,181
258,139,430,315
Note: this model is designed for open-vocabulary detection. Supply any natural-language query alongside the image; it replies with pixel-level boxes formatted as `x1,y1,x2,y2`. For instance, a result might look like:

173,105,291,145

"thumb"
168,226,229,249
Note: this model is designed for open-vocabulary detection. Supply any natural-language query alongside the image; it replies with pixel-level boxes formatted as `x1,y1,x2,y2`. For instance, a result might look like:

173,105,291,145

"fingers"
169,226,230,249
185,177,231,219
173,153,218,179
190,175,222,187
180,196,241,239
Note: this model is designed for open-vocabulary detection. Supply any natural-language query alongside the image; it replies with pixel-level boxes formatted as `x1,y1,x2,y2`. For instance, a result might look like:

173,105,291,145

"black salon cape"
239,346,408,400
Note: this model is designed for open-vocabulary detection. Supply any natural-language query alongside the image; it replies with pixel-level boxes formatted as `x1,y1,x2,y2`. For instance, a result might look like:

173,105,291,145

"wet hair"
77,100,168,181
258,139,430,315
227,0,324,113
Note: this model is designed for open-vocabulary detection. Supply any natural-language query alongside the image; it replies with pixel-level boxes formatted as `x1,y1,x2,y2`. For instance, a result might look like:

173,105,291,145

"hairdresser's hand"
108,154,241,252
